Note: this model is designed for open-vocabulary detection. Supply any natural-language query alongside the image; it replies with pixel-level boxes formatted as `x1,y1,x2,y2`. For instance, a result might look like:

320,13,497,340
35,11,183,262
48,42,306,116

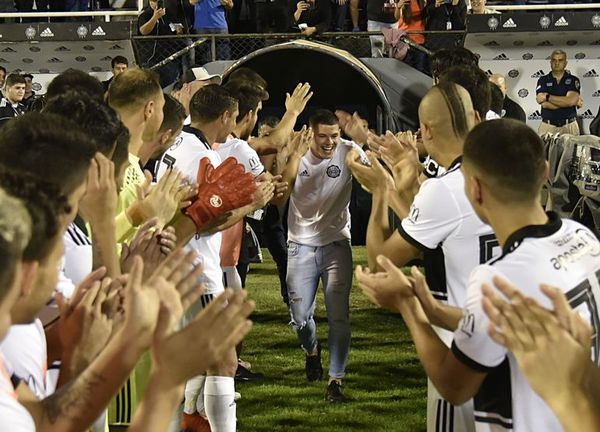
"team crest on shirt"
326,165,341,178
209,194,223,208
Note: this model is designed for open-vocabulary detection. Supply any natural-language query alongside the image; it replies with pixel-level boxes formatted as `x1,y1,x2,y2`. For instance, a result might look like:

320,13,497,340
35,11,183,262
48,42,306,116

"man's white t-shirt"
156,126,224,295
453,214,600,432
287,139,365,247
399,159,500,320
0,353,35,431
0,319,48,399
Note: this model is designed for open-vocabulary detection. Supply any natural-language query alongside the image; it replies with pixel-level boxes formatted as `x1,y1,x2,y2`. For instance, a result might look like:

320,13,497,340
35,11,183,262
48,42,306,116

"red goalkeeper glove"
185,157,257,231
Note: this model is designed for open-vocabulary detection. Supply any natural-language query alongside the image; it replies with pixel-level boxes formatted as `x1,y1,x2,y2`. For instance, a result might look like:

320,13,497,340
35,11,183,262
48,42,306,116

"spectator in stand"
254,0,290,33
192,0,233,60
138,0,184,86
395,0,428,74
66,0,88,11
430,46,478,82
332,0,349,31
0,74,26,127
366,0,398,57
102,56,129,91
349,0,360,31
490,73,526,123
424,0,466,52
293,0,332,36
21,73,39,112
467,0,498,14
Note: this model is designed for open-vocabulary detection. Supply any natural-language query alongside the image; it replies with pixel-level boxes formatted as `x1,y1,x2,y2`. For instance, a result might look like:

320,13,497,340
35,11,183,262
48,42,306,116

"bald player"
489,73,526,123
349,82,500,432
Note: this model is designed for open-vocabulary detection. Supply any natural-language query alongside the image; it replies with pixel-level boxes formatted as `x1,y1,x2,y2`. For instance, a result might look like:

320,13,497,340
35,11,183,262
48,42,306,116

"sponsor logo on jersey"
408,206,419,224
518,88,529,98
460,312,475,338
326,165,341,178
40,27,54,37
554,16,569,27
531,70,545,78
584,69,599,78
209,194,223,208
592,90,600,98
493,53,509,60
503,18,516,28
508,69,519,78
299,169,309,177
582,109,595,119
528,110,542,120
539,15,551,29
550,229,600,271
487,17,499,30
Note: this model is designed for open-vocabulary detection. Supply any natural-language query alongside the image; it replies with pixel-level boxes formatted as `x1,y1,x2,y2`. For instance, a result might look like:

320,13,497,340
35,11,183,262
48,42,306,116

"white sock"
205,376,236,432
183,375,205,415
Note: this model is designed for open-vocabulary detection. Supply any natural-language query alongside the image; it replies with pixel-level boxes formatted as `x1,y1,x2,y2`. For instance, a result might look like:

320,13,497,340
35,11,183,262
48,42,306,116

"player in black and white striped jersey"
352,82,500,432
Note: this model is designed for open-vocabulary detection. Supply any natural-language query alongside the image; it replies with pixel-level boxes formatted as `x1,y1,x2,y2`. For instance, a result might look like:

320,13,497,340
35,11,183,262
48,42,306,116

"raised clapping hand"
481,277,593,410
335,110,368,145
355,255,416,312
346,150,393,193
285,83,313,115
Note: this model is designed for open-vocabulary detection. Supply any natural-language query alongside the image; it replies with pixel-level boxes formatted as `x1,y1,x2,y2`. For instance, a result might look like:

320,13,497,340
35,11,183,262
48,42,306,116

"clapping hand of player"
129,168,196,229
285,83,313,116
269,174,288,201
56,268,124,379
78,153,118,229
379,131,421,196
335,110,368,145
355,255,415,312
346,149,394,193
120,218,178,282
150,288,255,388
289,125,312,158
253,176,276,209
481,277,593,410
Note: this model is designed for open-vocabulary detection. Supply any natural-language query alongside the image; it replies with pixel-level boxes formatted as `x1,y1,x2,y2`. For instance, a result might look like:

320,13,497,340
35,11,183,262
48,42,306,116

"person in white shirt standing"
281,109,367,403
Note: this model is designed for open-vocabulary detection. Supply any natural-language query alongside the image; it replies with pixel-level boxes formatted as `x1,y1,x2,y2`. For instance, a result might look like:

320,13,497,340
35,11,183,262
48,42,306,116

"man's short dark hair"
0,189,31,302
439,65,491,120
489,82,504,117
463,118,545,202
309,109,339,130
107,68,162,111
259,116,280,130
111,56,129,68
0,169,69,262
227,67,268,91
431,47,479,80
223,81,268,123
0,113,95,196
43,90,124,156
189,84,238,123
46,68,105,101
5,74,26,88
160,93,187,134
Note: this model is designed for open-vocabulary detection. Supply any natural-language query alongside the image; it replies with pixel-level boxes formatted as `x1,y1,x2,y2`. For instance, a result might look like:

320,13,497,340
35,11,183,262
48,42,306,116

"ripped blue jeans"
286,239,352,379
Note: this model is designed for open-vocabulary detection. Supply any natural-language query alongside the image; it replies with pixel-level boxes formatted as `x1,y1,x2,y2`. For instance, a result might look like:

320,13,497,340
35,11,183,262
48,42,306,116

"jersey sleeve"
236,142,265,177
567,76,581,94
398,178,461,251
451,265,508,371
535,77,546,94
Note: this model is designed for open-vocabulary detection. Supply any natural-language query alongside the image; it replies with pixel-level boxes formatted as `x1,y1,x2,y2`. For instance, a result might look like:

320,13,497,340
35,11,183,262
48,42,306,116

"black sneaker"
305,343,323,382
325,380,346,403
235,364,264,382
